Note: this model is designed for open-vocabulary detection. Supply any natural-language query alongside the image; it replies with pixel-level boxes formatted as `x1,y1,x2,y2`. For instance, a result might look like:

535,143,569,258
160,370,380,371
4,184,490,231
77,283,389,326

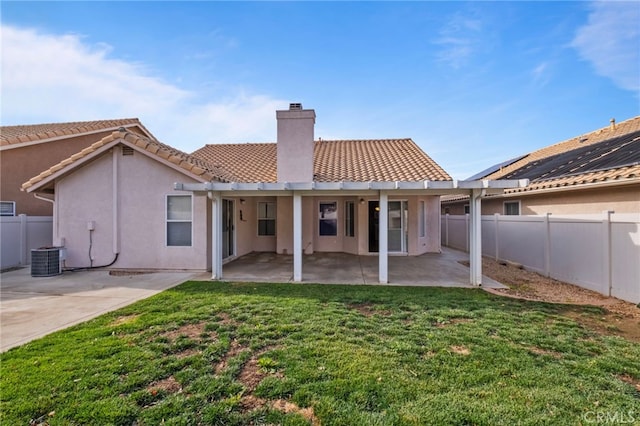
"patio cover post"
210,192,223,280
379,191,388,284
293,191,302,282
469,188,482,285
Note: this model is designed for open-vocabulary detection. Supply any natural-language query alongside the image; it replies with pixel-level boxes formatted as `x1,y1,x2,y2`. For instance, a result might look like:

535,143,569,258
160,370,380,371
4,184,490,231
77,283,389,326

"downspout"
33,193,58,246
112,147,120,256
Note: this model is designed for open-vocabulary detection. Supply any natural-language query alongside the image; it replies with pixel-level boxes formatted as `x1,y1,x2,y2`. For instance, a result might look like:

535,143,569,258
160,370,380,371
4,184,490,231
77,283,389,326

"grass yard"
2,282,639,425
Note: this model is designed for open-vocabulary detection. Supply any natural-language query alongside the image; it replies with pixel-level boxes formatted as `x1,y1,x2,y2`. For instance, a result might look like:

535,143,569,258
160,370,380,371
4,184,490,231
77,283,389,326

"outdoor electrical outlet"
87,221,95,231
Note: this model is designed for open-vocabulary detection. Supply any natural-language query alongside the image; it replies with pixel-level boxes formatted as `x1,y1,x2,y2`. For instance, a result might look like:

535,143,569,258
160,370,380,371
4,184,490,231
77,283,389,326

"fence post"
602,210,613,297
445,213,449,247
544,213,551,277
494,213,500,261
19,214,28,265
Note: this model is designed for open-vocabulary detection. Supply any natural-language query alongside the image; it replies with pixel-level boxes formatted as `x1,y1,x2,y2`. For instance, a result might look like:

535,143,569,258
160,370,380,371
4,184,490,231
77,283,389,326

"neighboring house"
22,104,522,283
442,116,640,215
1,119,155,216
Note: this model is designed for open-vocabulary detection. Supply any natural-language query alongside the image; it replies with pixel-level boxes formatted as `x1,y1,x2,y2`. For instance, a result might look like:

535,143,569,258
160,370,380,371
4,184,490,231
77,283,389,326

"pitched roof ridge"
1,117,141,129
1,118,149,147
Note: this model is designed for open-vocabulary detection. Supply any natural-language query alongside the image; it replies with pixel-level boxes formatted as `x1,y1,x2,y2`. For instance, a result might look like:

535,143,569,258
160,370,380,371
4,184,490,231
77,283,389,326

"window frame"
319,201,338,236
345,201,355,237
503,200,521,216
166,194,193,247
257,201,276,236
463,204,470,215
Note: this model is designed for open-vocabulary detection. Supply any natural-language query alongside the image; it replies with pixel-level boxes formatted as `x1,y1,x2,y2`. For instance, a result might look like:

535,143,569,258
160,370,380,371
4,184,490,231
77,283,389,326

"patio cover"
175,179,529,285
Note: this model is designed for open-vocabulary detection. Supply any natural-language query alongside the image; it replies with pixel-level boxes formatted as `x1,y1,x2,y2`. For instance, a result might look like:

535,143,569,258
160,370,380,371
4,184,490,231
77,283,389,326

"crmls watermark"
582,410,636,424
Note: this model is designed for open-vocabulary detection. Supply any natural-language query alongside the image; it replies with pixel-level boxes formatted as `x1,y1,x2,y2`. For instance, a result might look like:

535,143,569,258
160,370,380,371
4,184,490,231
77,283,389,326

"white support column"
211,192,223,280
293,192,303,282
379,191,389,284
469,189,483,286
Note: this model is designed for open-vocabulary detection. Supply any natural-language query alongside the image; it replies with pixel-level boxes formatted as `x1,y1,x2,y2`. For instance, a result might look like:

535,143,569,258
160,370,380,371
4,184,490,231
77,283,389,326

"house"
21,104,524,283
0,119,155,216
441,116,640,215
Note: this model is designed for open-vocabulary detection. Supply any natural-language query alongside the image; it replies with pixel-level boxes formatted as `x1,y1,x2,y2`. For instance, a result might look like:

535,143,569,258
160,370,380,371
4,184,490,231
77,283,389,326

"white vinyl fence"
0,215,53,270
441,212,640,304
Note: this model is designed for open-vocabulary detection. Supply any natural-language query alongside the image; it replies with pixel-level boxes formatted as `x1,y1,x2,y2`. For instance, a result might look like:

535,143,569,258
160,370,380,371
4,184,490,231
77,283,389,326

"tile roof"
1,118,153,147
23,132,451,193
192,139,452,182
22,130,236,191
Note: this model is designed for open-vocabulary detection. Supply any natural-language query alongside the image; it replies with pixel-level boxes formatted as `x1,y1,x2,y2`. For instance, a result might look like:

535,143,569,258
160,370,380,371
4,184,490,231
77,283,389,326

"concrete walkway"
1,269,194,352
214,247,505,288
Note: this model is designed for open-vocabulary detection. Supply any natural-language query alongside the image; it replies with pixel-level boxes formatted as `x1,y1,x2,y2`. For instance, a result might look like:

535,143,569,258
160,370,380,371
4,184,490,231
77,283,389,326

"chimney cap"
289,103,303,110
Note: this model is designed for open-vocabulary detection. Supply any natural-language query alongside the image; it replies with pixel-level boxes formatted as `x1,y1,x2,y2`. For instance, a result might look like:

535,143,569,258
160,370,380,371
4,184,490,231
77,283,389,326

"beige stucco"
56,145,208,270
2,127,148,216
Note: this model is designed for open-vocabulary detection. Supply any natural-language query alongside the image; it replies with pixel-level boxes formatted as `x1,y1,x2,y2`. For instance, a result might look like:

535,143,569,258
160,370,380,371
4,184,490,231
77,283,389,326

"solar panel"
503,130,640,181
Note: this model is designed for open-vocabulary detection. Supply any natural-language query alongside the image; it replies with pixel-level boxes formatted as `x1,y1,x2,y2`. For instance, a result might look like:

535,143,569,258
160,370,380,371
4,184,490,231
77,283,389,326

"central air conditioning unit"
31,247,65,277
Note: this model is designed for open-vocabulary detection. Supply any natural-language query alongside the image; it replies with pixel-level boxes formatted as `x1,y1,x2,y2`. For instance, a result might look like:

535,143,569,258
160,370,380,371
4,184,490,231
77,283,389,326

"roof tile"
1,118,154,147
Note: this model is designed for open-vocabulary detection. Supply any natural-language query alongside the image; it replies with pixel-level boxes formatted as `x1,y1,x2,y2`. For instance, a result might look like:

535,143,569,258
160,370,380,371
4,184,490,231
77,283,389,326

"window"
345,201,355,237
0,201,16,216
258,202,276,236
419,201,426,237
319,202,337,236
167,195,192,246
464,204,470,214
504,201,520,216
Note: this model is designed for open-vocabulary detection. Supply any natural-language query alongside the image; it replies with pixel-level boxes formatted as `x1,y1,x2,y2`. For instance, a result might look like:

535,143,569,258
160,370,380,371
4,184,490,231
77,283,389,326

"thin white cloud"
433,12,484,69
571,1,640,93
531,62,551,87
0,25,286,151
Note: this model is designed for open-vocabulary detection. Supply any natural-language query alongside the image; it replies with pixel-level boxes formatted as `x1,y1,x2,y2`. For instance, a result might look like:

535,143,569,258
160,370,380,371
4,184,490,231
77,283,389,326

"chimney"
276,103,316,182
610,118,616,130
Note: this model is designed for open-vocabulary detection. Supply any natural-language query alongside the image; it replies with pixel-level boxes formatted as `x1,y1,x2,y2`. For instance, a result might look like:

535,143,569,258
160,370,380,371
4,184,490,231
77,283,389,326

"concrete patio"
211,247,506,288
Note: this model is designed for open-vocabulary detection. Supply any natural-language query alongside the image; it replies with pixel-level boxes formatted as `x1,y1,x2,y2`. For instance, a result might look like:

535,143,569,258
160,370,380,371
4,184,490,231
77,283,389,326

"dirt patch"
618,374,640,392
238,396,320,425
217,312,238,326
450,345,470,355
215,339,249,374
463,258,640,342
526,346,562,359
433,318,472,328
162,322,207,342
110,314,140,327
272,399,320,425
175,348,201,359
147,375,182,394
240,394,267,411
348,302,392,317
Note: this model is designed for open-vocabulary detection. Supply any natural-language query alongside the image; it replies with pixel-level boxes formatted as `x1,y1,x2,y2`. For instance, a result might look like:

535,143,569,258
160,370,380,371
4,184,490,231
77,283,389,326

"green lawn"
2,282,639,425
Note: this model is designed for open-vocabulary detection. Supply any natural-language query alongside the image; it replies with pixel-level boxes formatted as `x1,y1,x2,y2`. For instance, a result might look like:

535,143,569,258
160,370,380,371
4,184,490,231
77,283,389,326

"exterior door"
222,199,235,259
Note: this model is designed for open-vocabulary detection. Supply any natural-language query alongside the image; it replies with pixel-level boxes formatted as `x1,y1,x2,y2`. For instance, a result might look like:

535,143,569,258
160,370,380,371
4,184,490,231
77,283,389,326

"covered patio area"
210,247,506,288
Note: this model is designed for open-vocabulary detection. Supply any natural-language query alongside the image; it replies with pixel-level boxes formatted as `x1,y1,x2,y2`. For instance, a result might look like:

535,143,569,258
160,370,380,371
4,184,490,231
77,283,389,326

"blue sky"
2,1,639,179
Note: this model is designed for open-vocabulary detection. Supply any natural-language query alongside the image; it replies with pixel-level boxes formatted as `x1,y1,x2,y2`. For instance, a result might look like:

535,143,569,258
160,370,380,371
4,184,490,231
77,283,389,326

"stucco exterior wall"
442,184,640,216
1,127,148,216
479,185,640,215
56,145,208,270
